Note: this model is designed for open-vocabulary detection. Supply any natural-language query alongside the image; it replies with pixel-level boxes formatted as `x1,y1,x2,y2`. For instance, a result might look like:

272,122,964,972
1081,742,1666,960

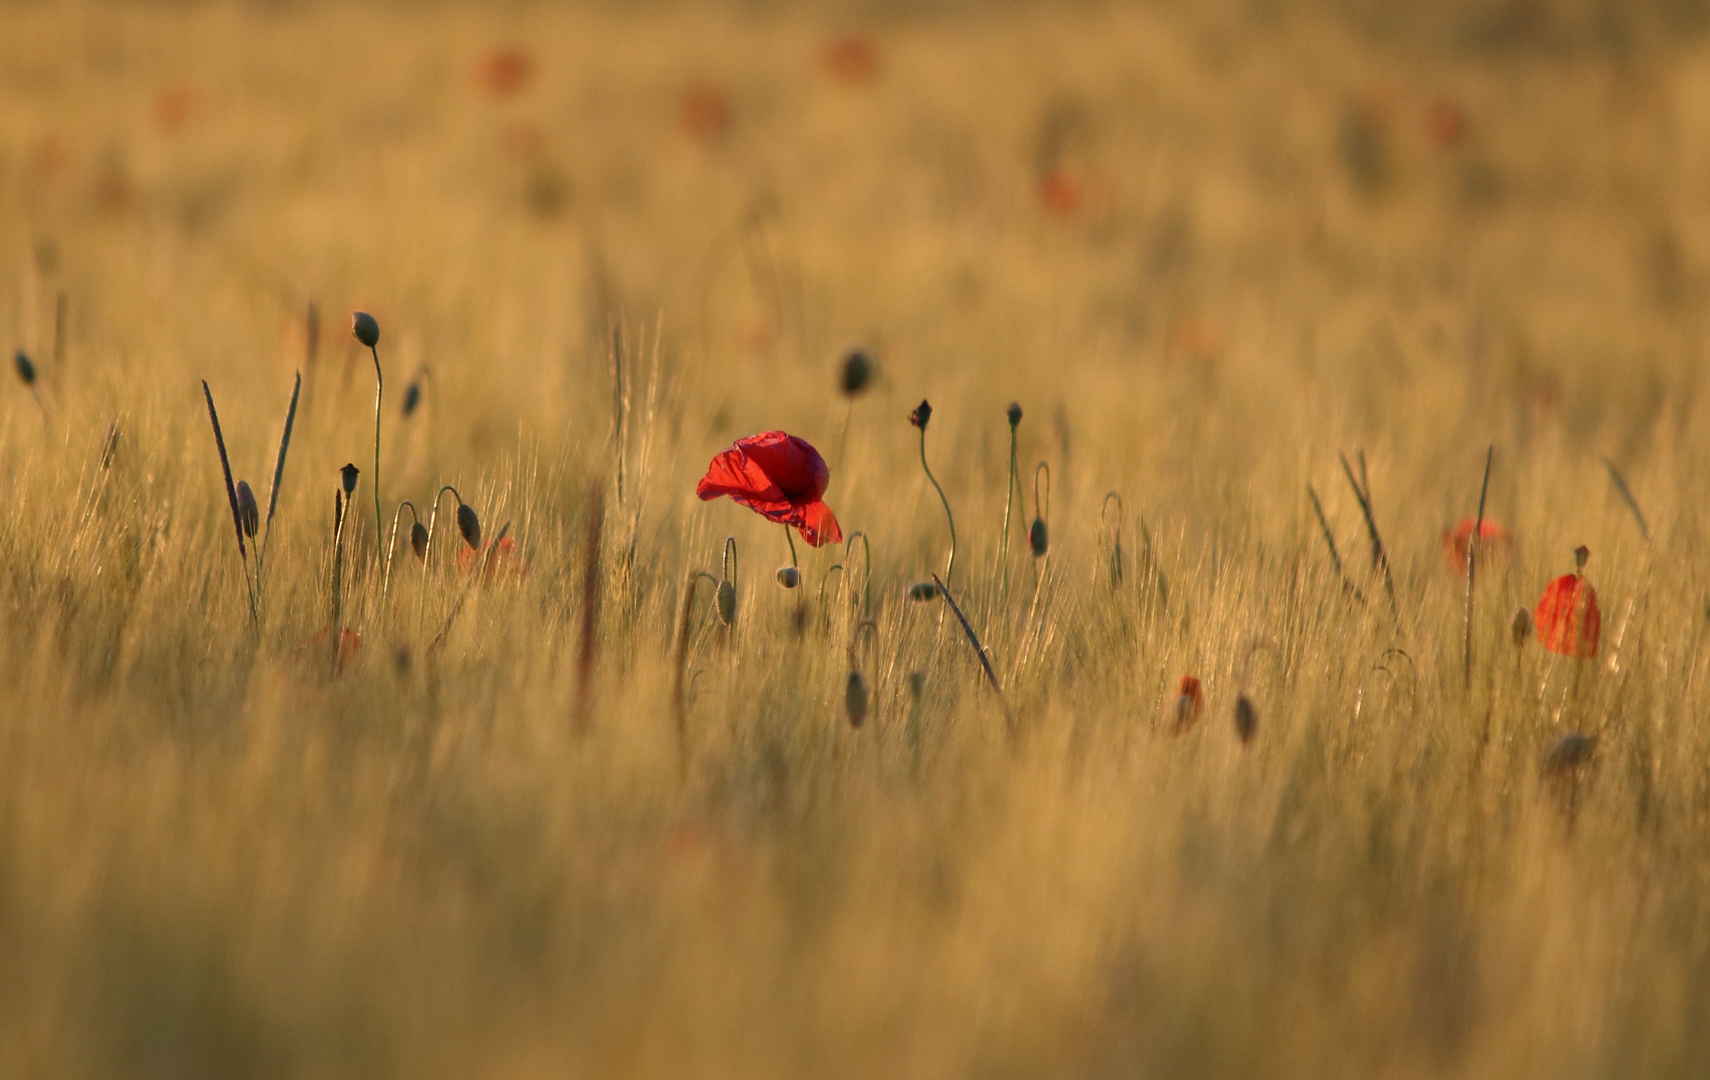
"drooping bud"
909,399,932,429
1029,517,1049,557
351,311,380,349
456,503,482,549
844,670,869,728
410,521,429,561
840,350,873,396
1006,401,1022,428
1511,606,1533,647
235,480,259,539
1574,544,1590,572
401,380,422,417
1541,731,1594,776
14,351,35,386
1234,695,1257,743
716,579,737,626
776,566,800,589
907,671,926,700
908,581,939,602
339,462,360,495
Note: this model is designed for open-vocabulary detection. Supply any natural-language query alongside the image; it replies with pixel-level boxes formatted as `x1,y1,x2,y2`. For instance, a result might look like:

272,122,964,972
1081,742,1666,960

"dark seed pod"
456,503,482,549
840,350,873,396
907,671,926,700
1029,517,1049,557
339,462,360,495
845,669,869,728
14,351,35,386
1234,695,1257,743
235,480,260,539
351,311,380,349
1511,606,1533,647
401,381,422,417
908,581,939,602
1006,401,1022,428
1574,544,1590,571
410,521,429,561
776,566,800,589
716,579,737,626
1542,732,1595,776
909,399,932,429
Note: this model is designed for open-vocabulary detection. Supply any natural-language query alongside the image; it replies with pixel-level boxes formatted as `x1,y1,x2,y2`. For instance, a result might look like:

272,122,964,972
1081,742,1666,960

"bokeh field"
6,1,1710,1076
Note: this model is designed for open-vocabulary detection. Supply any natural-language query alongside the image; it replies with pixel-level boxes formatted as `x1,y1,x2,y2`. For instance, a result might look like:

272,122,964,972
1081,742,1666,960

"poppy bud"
352,311,379,349
1574,544,1590,571
1029,517,1049,557
716,579,737,625
909,399,932,429
1007,402,1022,428
457,503,482,550
410,521,429,561
1541,731,1594,776
401,380,421,417
1173,675,1203,734
776,566,800,589
339,462,360,495
840,350,873,396
845,669,869,728
1234,695,1257,743
907,671,926,700
235,479,259,539
908,581,939,601
14,351,35,386
1511,606,1533,647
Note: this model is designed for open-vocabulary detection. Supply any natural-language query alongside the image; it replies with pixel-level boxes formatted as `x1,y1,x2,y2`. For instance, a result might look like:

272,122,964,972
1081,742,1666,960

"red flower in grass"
299,627,362,674
1534,573,1600,659
1172,675,1203,734
1038,169,1083,216
474,47,534,99
459,536,529,581
822,34,879,84
1442,518,1509,574
697,431,842,546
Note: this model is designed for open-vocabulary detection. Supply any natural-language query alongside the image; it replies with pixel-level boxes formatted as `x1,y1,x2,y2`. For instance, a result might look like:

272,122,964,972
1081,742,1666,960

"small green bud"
776,566,800,589
351,311,379,349
457,503,482,549
1029,517,1049,557
844,669,869,728
717,579,737,625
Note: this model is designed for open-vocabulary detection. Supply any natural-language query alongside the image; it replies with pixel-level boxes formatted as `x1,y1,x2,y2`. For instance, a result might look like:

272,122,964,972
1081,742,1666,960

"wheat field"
4,1,1710,1077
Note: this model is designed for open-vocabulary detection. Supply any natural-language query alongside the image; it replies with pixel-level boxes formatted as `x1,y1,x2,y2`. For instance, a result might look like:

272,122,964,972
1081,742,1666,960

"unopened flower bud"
908,581,939,601
1006,402,1022,428
716,579,737,625
352,311,380,349
14,351,35,386
456,503,482,550
1234,695,1257,743
840,349,872,396
339,462,360,495
410,521,429,561
1029,517,1049,557
235,480,259,539
909,399,932,429
907,671,926,700
1511,606,1533,647
845,669,869,728
401,381,421,417
1574,544,1590,571
776,566,800,589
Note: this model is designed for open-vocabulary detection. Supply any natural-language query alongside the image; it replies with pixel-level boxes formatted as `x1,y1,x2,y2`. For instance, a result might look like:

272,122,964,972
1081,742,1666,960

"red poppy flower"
299,627,362,674
1173,675,1203,734
1534,574,1600,659
697,431,842,546
1422,95,1468,150
1038,169,1082,216
459,536,529,581
1442,518,1509,574
473,47,533,99
822,34,879,83
679,83,732,145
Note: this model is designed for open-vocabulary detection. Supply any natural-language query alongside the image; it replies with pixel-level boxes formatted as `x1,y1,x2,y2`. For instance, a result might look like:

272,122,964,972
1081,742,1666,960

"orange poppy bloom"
679,83,732,144
300,627,362,674
1038,169,1082,215
1442,518,1509,573
822,34,878,83
697,431,842,546
1534,574,1600,659
1173,675,1203,734
459,536,528,581
473,47,533,99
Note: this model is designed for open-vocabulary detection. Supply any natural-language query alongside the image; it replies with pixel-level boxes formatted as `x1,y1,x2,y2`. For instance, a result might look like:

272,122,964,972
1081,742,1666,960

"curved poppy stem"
818,563,844,624
918,425,957,589
723,536,738,586
370,342,384,560
418,484,464,632
1000,424,1019,608
381,499,420,604
1102,491,1124,589
845,531,871,618
783,523,798,568
1034,461,1050,522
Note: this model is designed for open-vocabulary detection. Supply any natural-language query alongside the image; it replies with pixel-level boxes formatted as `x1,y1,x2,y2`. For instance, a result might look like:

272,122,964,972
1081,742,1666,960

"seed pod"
1029,517,1049,557
235,480,259,539
351,311,380,349
840,350,873,396
1574,544,1590,571
1234,695,1257,743
410,521,429,561
909,399,932,429
1511,606,1533,647
14,351,35,386
1006,401,1022,428
908,581,939,601
716,579,737,626
339,462,360,495
845,669,869,728
456,503,481,549
401,381,422,417
776,566,800,589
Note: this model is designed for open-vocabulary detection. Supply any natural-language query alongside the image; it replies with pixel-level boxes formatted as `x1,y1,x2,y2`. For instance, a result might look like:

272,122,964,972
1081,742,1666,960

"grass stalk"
1338,451,1397,616
1463,445,1493,688
256,371,300,593
201,380,257,626
1309,484,1364,603
576,486,605,733
931,572,1014,735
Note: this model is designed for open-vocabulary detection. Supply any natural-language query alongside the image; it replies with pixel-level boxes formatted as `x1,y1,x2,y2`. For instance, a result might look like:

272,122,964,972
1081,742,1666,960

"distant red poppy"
300,627,362,674
1173,675,1203,734
697,431,842,546
1534,574,1600,659
474,47,533,98
679,83,732,144
1442,518,1509,574
1423,95,1468,150
459,536,529,581
153,81,200,133
822,34,878,83
1038,169,1082,215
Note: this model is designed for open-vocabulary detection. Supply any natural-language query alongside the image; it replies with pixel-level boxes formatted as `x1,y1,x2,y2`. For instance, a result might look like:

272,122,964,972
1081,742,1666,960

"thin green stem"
784,523,798,568
370,343,384,559
919,426,956,588
1000,427,1017,606
845,531,871,618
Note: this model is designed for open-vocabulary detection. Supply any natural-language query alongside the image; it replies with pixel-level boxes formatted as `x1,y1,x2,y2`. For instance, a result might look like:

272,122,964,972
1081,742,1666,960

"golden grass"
4,1,1710,1076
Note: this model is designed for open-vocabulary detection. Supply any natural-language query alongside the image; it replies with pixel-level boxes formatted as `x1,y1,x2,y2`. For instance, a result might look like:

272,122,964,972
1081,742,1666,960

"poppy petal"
737,431,828,501
794,498,842,547
697,445,786,505
1534,574,1600,659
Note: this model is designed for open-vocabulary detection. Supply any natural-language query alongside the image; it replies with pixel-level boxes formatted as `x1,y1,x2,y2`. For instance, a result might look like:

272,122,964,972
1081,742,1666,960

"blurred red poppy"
822,34,878,83
300,627,362,674
1173,675,1203,734
1038,169,1082,215
679,83,732,144
1442,518,1509,574
1423,95,1468,150
1534,574,1600,659
459,536,529,581
153,81,200,133
474,47,533,98
697,431,842,546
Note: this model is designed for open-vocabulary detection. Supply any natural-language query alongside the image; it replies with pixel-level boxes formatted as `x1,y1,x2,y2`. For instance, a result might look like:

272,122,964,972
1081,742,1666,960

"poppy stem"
1000,423,1019,606
370,342,384,561
918,425,957,589
1463,445,1493,689
783,523,798,568
845,531,871,618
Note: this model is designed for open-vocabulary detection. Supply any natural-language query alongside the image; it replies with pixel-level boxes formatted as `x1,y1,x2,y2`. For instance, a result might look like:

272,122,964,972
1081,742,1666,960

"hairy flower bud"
840,349,873,396
456,503,482,550
909,399,932,429
235,480,259,539
14,351,35,386
351,311,380,349
775,566,800,589
401,380,421,417
339,462,360,496
845,669,869,728
1006,401,1022,428
1234,695,1257,743
716,579,737,626
410,521,429,561
1511,606,1533,647
1029,517,1049,557
908,581,940,602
